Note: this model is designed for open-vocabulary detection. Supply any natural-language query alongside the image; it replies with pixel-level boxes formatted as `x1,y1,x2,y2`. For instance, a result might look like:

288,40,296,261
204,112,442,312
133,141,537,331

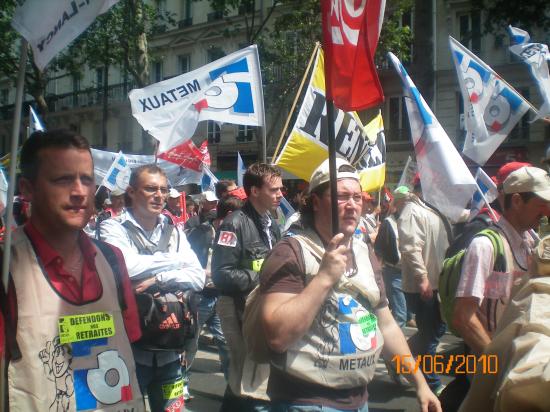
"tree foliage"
474,0,550,34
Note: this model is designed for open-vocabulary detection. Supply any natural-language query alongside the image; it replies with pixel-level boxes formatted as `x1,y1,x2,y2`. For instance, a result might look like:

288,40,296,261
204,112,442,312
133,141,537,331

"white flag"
201,165,219,193
100,151,131,192
469,167,498,220
450,36,531,165
0,167,7,213
29,106,45,134
129,45,265,153
508,26,550,120
12,0,120,70
237,151,246,187
388,52,477,222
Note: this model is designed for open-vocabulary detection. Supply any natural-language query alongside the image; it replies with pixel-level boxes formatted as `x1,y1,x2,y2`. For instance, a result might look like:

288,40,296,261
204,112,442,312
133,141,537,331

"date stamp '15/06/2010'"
392,354,498,375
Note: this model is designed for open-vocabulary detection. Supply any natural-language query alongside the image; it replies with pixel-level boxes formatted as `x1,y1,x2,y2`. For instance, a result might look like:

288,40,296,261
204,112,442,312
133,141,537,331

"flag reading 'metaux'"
388,52,477,222
321,0,386,111
12,0,120,70
129,45,264,153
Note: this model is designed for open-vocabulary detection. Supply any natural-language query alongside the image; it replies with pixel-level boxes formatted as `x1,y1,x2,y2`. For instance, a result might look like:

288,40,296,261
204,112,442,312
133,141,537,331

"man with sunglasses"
259,158,440,412
100,164,204,412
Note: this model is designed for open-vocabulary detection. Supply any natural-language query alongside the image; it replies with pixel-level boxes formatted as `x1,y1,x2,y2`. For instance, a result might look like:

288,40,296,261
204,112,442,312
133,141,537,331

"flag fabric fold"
275,48,385,191
388,52,477,222
508,25,550,120
158,140,211,172
449,36,531,165
469,167,498,221
100,151,131,192
129,45,265,153
321,0,386,111
201,165,219,193
12,0,120,70
29,106,45,134
237,152,246,187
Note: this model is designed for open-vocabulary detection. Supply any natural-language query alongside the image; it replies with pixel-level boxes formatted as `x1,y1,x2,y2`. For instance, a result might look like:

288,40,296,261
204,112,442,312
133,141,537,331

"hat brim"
535,189,550,202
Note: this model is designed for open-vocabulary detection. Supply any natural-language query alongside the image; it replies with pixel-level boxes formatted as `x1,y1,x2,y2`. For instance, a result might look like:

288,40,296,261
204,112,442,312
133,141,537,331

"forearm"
262,273,334,353
453,312,491,355
212,267,257,294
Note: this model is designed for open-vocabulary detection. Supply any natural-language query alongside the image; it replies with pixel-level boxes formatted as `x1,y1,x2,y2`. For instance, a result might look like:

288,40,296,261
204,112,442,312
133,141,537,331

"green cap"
393,186,410,199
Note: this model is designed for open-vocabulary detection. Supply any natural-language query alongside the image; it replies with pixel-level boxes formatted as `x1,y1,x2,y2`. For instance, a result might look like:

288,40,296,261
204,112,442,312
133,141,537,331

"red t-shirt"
1,222,141,360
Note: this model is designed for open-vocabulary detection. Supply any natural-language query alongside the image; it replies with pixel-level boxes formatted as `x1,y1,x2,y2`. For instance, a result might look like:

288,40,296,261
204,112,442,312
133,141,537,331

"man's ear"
312,193,321,212
18,177,33,202
250,185,259,199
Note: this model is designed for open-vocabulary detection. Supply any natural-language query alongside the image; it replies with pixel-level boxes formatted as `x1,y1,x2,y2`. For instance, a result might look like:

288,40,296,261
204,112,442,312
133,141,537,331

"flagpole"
1,38,28,412
326,99,339,235
272,42,321,162
253,46,268,164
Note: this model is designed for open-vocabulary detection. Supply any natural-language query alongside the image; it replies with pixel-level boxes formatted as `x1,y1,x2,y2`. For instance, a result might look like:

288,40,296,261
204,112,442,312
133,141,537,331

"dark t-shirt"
260,236,388,409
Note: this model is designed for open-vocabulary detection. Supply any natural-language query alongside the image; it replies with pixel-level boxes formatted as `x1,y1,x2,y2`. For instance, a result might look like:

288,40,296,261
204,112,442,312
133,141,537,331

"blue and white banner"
129,45,265,153
91,149,202,189
388,52,477,222
201,165,219,193
508,26,550,120
469,167,498,221
450,36,532,165
237,151,246,187
100,151,131,192
29,106,45,134
12,0,120,70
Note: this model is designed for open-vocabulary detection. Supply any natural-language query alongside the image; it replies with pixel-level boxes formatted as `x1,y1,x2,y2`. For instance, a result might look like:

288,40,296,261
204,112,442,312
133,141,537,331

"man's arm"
212,218,258,294
261,234,348,352
452,297,491,355
376,306,441,412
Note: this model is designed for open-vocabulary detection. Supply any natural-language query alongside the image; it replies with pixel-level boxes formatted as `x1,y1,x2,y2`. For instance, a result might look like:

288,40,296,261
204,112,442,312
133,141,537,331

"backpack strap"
121,220,175,254
477,229,507,273
91,239,127,312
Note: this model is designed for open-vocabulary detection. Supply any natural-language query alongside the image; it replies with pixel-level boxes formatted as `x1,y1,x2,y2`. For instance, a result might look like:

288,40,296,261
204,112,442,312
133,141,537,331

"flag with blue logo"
508,26,550,121
101,151,131,192
237,152,246,187
469,167,498,221
129,45,265,153
29,106,45,134
201,165,219,193
450,36,532,166
388,52,477,222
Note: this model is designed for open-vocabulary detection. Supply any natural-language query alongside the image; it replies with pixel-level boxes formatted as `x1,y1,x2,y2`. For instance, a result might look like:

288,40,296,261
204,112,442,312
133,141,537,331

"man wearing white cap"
453,166,550,355
259,158,440,412
163,187,185,227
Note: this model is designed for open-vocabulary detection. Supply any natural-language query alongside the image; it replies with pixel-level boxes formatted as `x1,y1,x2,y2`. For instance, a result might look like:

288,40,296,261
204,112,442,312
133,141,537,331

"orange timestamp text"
391,354,498,375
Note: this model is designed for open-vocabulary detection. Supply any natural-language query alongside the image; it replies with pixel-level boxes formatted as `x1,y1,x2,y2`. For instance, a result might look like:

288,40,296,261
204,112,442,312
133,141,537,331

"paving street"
182,326,462,412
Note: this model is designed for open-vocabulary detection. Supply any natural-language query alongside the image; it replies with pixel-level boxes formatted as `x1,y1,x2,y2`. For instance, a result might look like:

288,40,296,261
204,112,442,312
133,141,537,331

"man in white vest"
259,158,441,412
1,129,144,411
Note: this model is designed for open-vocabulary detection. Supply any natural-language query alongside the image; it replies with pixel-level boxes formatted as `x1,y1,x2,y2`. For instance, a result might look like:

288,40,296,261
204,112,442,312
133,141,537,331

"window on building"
207,121,221,143
457,92,466,143
509,88,530,141
387,96,410,142
96,68,104,88
207,47,225,63
458,10,481,55
237,125,254,142
178,54,191,74
72,75,80,107
152,61,163,82
0,89,8,105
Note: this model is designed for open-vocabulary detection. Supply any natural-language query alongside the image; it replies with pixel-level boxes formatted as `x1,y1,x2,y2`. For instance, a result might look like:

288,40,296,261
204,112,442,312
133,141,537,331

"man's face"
512,194,550,231
201,199,218,214
20,148,94,233
315,179,363,238
251,175,283,213
166,196,180,211
128,172,168,219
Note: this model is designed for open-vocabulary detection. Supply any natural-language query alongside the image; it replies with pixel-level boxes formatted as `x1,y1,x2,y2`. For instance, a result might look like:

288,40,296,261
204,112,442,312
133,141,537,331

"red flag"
158,140,211,172
321,0,385,111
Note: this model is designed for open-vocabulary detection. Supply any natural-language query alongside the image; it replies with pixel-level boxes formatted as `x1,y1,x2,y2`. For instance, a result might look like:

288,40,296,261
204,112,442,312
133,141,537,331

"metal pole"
1,38,28,412
326,99,339,235
253,45,268,163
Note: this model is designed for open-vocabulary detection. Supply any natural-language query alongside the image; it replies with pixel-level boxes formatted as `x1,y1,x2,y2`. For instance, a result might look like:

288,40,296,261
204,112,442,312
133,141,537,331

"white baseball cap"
202,190,218,202
111,188,125,197
503,166,550,201
168,188,181,198
308,158,360,193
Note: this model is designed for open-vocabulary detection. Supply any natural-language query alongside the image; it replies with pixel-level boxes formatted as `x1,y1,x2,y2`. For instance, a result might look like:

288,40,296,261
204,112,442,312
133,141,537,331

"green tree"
474,0,550,33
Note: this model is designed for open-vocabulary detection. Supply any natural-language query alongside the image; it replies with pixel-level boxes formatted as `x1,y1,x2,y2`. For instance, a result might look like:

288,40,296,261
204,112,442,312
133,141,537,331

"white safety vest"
8,228,144,412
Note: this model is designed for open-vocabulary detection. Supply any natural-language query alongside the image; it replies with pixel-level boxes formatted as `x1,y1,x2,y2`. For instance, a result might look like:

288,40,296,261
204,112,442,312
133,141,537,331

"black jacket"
212,201,281,303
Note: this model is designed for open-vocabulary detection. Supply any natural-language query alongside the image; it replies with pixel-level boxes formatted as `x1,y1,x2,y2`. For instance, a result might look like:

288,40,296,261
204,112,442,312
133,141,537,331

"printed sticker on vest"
162,379,184,400
350,310,377,351
252,259,264,272
58,312,115,344
217,231,237,247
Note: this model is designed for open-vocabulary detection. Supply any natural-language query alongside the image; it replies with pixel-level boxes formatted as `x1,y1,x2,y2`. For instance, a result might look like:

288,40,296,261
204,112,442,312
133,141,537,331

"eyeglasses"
336,193,363,204
142,186,169,195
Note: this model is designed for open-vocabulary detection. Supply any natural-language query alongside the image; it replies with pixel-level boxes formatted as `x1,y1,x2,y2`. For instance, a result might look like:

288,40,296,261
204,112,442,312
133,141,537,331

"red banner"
321,0,385,111
158,140,211,172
